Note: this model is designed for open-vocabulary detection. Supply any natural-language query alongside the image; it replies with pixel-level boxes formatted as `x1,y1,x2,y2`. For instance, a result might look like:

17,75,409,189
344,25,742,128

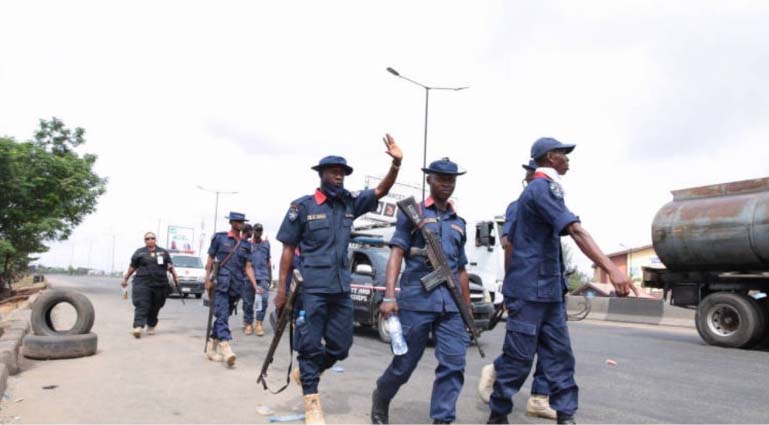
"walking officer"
370,158,471,425
478,159,556,420
243,223,272,336
204,212,252,367
486,138,632,424
121,232,179,338
274,134,403,424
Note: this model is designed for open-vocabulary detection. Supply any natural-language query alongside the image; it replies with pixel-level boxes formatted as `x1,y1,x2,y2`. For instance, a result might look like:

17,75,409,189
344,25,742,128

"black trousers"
132,282,168,328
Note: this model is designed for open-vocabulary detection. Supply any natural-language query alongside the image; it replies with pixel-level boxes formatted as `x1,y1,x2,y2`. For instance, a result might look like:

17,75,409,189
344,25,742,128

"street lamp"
196,185,238,234
386,67,468,202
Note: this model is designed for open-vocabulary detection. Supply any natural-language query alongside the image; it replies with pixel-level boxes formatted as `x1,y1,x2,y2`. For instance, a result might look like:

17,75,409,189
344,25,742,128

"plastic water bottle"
387,315,408,355
122,287,128,300
255,292,263,312
296,310,306,327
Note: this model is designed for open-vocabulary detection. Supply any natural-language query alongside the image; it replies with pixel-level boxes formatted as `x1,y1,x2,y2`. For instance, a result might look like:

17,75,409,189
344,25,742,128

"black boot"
557,412,576,424
433,421,451,424
371,389,390,424
486,413,509,424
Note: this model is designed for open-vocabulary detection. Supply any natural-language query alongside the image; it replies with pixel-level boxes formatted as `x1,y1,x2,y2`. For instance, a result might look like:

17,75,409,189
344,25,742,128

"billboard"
167,225,195,252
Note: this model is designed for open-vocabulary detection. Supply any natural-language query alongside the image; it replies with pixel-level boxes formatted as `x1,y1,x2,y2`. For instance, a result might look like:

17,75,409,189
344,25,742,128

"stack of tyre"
22,290,98,360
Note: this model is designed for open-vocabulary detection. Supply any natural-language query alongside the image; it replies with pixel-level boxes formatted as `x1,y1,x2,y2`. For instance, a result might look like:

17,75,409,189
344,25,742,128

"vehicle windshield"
172,255,203,268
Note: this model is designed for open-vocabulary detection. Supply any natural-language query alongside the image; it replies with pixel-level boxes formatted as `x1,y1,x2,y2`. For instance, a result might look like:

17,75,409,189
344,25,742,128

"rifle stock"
257,268,303,393
204,260,219,352
397,196,485,358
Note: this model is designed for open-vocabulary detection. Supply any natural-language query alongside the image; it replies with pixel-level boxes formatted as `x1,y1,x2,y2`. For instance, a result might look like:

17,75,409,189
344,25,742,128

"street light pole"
197,185,238,234
422,88,429,201
386,67,468,202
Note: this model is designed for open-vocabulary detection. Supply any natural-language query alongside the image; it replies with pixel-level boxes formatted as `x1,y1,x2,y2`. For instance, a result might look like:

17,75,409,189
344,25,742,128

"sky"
2,1,768,275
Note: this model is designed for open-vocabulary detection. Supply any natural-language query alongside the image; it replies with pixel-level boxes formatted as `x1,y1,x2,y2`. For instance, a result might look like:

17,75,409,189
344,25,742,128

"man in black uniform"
121,232,179,338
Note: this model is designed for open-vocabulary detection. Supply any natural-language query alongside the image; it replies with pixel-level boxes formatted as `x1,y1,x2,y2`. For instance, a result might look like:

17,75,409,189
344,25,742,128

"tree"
0,118,107,293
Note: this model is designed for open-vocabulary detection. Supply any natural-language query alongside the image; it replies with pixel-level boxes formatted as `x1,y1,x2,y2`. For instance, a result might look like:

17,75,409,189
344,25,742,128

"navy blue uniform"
490,175,580,418
502,199,550,397
375,197,470,423
207,231,251,341
243,238,271,323
276,188,377,395
129,246,173,328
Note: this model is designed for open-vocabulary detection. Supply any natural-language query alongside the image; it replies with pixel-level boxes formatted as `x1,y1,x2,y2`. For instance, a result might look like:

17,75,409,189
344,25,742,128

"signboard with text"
167,225,195,253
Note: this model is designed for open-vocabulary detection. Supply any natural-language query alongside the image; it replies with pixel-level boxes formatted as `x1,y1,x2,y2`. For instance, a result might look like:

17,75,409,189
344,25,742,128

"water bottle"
387,315,408,355
296,310,306,327
122,287,128,300
255,292,263,312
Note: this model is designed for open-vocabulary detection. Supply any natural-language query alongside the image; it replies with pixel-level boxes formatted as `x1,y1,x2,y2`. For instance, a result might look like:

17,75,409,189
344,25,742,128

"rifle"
397,196,485,358
204,259,219,352
257,269,303,393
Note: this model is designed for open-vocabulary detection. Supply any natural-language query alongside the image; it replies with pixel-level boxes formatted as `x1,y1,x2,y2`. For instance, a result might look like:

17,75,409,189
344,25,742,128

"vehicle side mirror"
354,264,375,277
476,221,495,251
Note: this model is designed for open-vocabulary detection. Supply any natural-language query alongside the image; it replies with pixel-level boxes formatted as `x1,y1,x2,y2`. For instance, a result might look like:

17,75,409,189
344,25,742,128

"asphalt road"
1,275,767,424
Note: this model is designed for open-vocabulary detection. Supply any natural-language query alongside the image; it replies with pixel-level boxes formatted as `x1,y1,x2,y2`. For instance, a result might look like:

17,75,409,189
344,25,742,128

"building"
593,244,665,285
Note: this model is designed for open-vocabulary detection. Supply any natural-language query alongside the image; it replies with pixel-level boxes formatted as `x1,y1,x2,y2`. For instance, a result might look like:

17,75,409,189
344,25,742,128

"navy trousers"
375,310,469,423
294,291,353,395
489,297,578,417
210,274,243,342
243,280,270,323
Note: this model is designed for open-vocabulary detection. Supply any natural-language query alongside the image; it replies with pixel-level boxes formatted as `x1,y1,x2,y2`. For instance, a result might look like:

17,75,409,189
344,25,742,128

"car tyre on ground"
30,289,95,336
22,333,98,360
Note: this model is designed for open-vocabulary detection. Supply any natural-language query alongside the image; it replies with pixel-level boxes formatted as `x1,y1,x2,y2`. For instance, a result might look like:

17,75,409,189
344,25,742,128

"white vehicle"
464,216,507,306
168,252,206,298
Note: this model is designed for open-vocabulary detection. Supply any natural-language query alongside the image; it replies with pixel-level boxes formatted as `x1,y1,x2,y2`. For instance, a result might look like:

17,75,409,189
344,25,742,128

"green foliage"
562,242,590,291
0,118,107,292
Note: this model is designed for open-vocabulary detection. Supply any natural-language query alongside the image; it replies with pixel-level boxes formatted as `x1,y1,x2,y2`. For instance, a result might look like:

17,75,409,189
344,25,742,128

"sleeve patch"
287,204,299,222
549,182,564,199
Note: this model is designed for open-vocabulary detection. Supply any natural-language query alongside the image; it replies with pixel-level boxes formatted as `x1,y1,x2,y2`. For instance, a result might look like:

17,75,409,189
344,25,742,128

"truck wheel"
22,333,98,360
30,289,95,336
695,293,762,348
195,294,202,299
746,297,768,347
376,311,391,344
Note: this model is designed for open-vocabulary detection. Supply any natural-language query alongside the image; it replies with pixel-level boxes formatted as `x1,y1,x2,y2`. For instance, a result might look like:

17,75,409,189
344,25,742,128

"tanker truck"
643,177,769,348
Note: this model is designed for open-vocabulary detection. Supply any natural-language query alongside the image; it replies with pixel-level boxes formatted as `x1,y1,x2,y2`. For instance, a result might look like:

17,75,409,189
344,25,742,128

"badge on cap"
550,182,564,199
287,205,299,222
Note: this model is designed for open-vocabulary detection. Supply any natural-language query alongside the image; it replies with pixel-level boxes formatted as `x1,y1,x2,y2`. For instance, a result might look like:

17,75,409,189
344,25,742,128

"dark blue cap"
225,211,249,222
522,159,537,171
311,155,353,175
530,137,576,160
421,157,466,176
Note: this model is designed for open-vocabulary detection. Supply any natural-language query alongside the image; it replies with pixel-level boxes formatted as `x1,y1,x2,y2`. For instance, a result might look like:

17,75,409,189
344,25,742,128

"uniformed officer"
478,160,556,420
275,134,403,424
486,138,631,424
370,157,470,425
204,212,253,366
121,232,179,338
243,223,272,336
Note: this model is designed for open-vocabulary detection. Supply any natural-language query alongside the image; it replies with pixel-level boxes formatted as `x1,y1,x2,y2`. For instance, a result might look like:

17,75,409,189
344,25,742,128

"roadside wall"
565,295,694,327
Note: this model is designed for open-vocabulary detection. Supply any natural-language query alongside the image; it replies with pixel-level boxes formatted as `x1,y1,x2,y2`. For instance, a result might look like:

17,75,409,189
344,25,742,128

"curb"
0,292,37,396
565,295,694,328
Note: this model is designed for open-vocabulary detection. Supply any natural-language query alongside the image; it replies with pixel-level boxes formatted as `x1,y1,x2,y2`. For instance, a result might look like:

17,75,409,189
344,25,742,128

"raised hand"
383,133,403,162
